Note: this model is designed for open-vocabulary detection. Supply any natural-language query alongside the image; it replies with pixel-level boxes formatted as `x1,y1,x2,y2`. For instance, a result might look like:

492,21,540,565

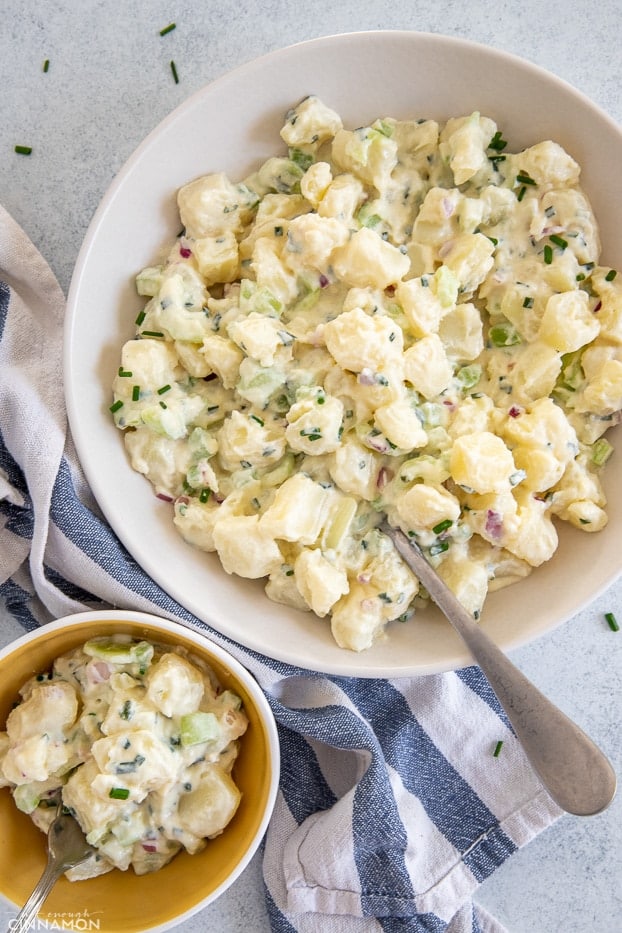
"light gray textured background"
1,2,621,931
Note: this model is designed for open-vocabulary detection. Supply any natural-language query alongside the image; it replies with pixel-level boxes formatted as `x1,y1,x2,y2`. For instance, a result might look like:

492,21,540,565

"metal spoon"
382,521,617,816
11,804,95,933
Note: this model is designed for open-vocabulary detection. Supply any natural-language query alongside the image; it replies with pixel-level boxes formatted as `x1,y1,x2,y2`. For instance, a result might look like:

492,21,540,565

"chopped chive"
157,384,171,395
522,296,534,308
159,22,176,36
516,185,526,202
487,236,498,246
43,59,50,72
118,367,133,377
605,612,619,632
432,519,453,535
488,131,507,152
250,414,264,426
159,401,167,409
493,740,504,757
132,385,140,401
605,269,617,282
516,171,536,186
429,540,450,556
14,145,32,155
199,488,211,503
109,400,123,413
543,244,553,265
549,234,568,250
135,310,147,326
170,60,179,84
109,787,130,800
141,330,164,338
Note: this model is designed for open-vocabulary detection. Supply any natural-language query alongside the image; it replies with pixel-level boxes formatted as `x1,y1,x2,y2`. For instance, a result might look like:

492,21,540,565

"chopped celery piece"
288,147,314,171
591,437,614,467
83,638,154,668
180,711,220,747
456,364,482,390
215,689,243,711
13,784,41,814
323,497,357,550
489,322,522,347
434,265,459,308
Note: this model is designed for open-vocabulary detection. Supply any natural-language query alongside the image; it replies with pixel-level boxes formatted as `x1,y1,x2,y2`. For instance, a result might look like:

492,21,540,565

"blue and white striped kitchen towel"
0,203,562,932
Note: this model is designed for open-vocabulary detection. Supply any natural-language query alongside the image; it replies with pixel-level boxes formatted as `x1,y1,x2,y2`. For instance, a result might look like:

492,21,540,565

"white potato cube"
578,359,622,415
330,582,386,652
280,95,343,147
331,228,410,290
213,514,282,577
502,493,558,566
437,552,489,618
259,473,331,544
63,759,132,836
146,653,205,717
178,765,241,839
450,431,516,493
502,397,578,465
227,312,286,367
193,232,239,286
538,290,599,353
317,174,365,222
448,395,494,439
439,112,498,185
285,393,344,454
395,277,447,336
403,334,453,399
323,305,404,373
374,399,428,450
217,410,286,471
509,342,562,404
438,302,484,361
327,437,381,500
201,334,244,389
251,237,299,309
440,233,495,295
6,682,77,741
113,340,181,397
294,549,349,617
301,161,333,207
284,213,349,272
396,483,461,530
507,141,580,190
125,429,189,497
178,172,257,238
332,125,398,189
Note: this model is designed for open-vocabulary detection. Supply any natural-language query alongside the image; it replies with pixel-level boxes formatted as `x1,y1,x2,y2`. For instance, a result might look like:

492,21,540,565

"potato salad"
110,96,621,652
0,637,247,878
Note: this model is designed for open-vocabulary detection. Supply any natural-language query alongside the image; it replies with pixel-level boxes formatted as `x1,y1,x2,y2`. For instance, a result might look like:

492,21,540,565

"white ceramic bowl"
0,610,280,932
64,31,622,677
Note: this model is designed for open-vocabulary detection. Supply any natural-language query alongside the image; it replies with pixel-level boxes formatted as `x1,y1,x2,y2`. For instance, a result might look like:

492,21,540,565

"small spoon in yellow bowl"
382,521,617,817
11,803,95,932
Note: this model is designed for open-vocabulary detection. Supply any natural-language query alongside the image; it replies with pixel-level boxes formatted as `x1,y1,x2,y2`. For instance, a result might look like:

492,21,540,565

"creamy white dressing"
109,96,622,652
0,637,247,879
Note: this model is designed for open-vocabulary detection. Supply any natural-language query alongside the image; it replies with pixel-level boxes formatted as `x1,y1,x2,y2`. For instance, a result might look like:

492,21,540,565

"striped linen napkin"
0,203,562,932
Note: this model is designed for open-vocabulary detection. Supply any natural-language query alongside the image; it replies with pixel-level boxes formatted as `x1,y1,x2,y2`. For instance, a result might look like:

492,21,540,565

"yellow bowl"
0,611,279,932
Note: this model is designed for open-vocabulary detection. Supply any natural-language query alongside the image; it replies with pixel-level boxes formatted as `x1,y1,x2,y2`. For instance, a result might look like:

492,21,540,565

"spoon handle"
385,524,617,816
11,857,63,933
